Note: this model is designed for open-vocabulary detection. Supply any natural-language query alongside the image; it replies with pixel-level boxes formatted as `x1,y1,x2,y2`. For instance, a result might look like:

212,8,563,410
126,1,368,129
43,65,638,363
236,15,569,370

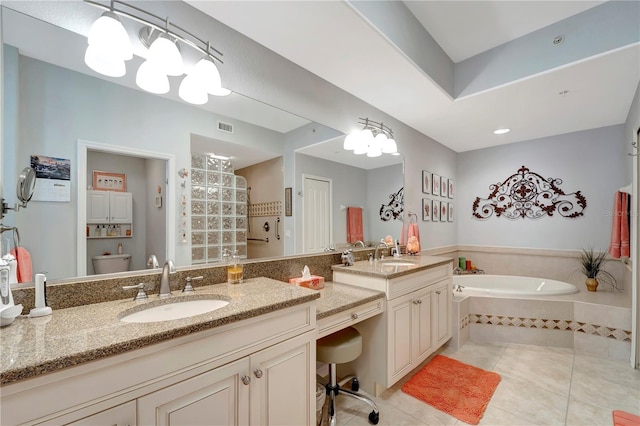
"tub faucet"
453,266,463,275
159,259,176,298
374,241,388,261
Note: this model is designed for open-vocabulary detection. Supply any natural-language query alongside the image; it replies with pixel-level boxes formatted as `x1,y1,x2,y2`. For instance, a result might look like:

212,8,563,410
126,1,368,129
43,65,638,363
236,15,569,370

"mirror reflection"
1,3,404,283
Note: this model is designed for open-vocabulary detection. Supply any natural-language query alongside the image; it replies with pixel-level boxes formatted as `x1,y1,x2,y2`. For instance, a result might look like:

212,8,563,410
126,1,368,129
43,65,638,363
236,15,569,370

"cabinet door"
87,191,109,223
413,287,433,364
434,280,452,347
137,358,250,426
249,333,314,426
65,401,136,426
387,293,413,381
110,192,133,223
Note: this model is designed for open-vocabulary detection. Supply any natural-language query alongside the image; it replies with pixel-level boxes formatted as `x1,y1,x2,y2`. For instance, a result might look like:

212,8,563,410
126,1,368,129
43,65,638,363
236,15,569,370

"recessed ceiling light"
493,128,510,135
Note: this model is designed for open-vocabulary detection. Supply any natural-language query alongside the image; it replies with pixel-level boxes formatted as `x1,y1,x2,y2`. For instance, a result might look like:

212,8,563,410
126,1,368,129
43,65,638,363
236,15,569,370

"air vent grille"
217,121,234,134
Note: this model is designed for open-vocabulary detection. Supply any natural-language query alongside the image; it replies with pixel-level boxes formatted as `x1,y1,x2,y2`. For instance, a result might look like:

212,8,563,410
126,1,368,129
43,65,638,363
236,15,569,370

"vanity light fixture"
343,118,397,157
84,0,230,104
493,128,511,135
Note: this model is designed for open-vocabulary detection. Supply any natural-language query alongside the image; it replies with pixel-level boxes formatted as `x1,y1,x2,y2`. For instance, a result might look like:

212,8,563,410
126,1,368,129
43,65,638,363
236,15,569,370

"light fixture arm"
84,0,223,63
357,117,394,139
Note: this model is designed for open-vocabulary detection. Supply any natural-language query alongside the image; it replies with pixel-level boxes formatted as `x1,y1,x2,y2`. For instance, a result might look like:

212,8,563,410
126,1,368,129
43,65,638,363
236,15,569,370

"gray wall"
457,125,627,250
367,163,404,243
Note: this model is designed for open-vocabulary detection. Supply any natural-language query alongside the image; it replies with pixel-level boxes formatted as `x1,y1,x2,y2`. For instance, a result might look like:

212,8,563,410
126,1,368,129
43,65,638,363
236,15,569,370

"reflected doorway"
302,175,332,253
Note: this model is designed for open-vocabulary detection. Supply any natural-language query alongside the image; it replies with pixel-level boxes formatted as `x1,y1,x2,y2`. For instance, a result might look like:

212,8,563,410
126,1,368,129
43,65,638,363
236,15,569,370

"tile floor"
328,341,640,426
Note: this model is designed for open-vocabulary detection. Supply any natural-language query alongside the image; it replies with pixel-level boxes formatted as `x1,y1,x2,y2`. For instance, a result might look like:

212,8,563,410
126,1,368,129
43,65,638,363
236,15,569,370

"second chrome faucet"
159,259,176,297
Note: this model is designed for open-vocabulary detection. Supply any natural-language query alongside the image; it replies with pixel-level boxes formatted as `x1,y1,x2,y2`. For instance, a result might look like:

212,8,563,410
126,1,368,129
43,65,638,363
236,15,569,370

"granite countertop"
1,277,385,386
0,277,319,385
332,254,453,279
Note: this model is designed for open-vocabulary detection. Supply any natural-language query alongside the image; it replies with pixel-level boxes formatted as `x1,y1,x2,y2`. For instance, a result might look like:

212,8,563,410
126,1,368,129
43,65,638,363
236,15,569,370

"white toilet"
92,254,131,274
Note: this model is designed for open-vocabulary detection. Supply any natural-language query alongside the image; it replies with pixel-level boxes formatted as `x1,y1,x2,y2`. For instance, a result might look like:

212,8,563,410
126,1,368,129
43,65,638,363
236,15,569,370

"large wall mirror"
1,2,404,283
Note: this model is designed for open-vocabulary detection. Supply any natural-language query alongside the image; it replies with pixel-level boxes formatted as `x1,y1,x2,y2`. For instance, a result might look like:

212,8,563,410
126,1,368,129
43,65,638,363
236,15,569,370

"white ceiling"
187,0,640,153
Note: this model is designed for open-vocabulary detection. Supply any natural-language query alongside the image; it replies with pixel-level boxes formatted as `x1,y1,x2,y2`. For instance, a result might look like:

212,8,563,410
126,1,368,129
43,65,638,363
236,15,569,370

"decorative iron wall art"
380,187,404,221
472,165,587,220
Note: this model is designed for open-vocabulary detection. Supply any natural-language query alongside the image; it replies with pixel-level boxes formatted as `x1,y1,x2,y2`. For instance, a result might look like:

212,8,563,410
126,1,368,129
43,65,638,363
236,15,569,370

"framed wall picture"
432,174,441,196
422,170,432,194
284,187,292,216
440,201,448,222
441,177,448,198
432,200,440,221
93,171,126,191
448,179,455,199
448,202,454,222
422,198,432,221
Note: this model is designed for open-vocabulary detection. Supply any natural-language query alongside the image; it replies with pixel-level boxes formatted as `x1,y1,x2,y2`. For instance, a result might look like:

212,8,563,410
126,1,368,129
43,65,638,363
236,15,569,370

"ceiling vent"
217,121,234,134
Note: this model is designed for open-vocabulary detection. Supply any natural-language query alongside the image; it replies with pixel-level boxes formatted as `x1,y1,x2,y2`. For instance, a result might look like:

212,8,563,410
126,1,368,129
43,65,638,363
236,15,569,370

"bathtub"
453,274,578,296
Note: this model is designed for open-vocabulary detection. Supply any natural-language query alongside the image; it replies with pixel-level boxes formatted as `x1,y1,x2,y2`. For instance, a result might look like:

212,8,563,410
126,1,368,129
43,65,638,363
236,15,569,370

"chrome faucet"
352,240,365,248
374,241,388,261
159,259,176,298
147,254,159,269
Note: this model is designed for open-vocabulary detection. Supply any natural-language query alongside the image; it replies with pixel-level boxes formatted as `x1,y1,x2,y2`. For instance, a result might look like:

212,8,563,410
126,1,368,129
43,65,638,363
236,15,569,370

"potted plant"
578,248,617,291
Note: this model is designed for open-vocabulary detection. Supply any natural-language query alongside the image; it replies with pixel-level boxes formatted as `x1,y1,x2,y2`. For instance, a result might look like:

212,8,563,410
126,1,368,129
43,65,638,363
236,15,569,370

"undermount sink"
380,260,416,267
120,297,230,323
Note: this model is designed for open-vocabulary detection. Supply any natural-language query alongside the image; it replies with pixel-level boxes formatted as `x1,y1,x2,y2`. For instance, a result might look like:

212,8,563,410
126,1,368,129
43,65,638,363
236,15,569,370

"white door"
302,176,331,253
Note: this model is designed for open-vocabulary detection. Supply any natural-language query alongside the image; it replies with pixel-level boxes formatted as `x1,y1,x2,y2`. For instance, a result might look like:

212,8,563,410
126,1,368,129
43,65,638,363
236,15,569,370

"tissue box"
288,276,325,290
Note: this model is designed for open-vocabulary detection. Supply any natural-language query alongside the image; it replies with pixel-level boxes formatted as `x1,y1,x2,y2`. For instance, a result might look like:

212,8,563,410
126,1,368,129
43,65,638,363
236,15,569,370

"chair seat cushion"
317,326,362,364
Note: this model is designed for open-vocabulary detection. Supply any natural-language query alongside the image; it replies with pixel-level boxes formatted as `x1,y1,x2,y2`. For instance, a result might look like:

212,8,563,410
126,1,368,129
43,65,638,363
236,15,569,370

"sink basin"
380,261,416,267
120,298,229,323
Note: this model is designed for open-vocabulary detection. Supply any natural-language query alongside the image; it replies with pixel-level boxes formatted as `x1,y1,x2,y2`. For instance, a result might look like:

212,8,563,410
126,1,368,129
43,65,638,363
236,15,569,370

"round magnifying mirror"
16,167,36,205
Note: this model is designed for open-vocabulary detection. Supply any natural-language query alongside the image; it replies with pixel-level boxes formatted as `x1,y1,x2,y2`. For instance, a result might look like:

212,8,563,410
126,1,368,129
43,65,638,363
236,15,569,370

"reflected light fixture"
343,118,397,157
83,0,229,105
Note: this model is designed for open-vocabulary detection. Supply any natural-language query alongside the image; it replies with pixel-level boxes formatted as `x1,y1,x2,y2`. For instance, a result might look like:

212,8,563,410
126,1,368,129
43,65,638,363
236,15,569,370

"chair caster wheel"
368,411,379,425
351,377,359,391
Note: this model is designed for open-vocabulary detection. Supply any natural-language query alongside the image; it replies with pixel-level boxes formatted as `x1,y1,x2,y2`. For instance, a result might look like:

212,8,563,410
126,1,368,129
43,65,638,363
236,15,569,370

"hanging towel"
10,246,33,283
400,220,408,246
347,207,364,243
609,191,630,258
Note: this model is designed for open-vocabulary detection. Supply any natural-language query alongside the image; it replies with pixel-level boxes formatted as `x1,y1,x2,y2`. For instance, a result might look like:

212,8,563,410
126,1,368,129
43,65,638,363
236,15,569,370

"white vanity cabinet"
333,261,452,396
86,190,132,224
3,303,316,426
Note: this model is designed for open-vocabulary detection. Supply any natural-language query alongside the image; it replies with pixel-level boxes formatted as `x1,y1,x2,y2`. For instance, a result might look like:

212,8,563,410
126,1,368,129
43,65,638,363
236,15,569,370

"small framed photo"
448,179,455,199
284,187,292,216
432,200,441,222
422,198,432,221
440,201,448,222
441,177,448,198
422,170,432,194
432,174,441,196
93,171,126,191
448,202,454,222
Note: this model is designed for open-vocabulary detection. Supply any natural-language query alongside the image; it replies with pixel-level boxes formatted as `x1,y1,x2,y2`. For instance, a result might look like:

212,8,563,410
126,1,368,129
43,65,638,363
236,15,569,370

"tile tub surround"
465,294,632,361
0,277,321,385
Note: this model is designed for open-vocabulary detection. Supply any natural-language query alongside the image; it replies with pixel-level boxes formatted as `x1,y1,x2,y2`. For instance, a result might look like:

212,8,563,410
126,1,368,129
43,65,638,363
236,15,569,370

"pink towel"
347,207,364,243
609,191,630,258
400,221,408,246
10,246,33,283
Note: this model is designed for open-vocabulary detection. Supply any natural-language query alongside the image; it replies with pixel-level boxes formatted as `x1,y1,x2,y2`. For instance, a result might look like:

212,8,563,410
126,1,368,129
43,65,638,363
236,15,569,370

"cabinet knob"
254,369,263,378
241,375,251,385
436,290,441,295
351,313,359,320
412,300,419,305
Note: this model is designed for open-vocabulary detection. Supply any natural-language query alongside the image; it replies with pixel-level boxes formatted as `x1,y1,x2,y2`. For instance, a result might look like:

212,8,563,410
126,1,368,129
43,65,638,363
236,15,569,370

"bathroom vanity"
0,278,319,425
332,255,453,396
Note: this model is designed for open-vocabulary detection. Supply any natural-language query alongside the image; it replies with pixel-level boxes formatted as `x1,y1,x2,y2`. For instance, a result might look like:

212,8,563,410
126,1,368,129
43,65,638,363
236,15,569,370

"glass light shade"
360,128,374,142
353,138,368,155
382,138,397,154
148,34,183,76
210,87,232,97
136,61,170,94
343,133,358,150
87,12,132,60
84,44,126,77
191,57,222,94
179,75,208,105
367,145,382,157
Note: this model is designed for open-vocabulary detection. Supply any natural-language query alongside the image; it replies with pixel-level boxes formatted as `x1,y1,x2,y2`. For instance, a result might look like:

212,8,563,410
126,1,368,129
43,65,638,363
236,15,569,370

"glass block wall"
191,154,247,264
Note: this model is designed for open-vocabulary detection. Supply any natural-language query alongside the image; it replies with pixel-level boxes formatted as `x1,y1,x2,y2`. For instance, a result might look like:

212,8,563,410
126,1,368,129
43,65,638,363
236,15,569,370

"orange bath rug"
401,355,501,425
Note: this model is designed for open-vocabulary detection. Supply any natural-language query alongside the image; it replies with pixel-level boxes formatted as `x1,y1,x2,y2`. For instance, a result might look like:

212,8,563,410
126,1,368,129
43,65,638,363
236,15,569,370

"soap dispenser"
227,250,243,284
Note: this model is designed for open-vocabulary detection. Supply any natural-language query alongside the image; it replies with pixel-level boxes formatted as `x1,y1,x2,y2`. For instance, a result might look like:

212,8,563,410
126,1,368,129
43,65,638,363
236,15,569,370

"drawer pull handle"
351,313,359,320
254,369,263,378
242,375,251,385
